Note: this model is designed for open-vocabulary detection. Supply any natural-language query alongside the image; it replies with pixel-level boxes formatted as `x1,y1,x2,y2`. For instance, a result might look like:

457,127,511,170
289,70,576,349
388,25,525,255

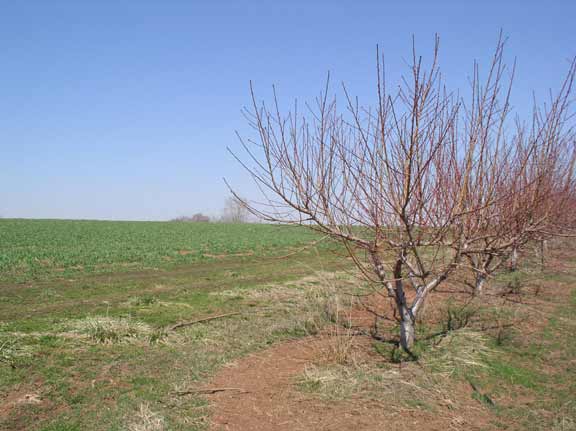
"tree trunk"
474,273,487,296
509,246,519,272
539,239,547,272
399,307,415,352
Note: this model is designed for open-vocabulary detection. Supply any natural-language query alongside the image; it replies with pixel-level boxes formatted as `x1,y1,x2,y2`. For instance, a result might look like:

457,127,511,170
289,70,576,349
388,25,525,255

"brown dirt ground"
208,335,491,431
0,380,69,430
207,249,574,431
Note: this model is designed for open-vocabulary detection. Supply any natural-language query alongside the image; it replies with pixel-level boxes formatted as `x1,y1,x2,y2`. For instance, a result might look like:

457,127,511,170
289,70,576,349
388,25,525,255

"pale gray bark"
474,273,487,296
539,239,548,271
510,247,519,272
398,276,445,352
399,310,416,352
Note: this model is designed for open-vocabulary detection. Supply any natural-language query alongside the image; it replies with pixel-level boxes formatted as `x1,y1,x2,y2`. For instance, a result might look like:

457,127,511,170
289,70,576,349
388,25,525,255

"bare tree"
172,213,211,222
229,35,575,352
459,59,576,293
221,196,250,223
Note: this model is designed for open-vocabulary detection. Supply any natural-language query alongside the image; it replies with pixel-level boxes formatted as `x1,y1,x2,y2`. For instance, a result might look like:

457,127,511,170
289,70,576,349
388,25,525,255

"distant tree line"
171,213,211,223
171,196,251,223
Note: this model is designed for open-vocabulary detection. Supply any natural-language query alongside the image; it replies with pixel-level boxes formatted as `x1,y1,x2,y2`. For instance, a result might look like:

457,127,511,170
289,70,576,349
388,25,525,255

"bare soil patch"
0,381,67,430
207,248,575,431
208,334,492,431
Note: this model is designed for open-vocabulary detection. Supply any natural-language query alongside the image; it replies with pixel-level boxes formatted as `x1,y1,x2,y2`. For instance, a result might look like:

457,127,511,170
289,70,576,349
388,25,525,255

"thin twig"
168,312,241,331
175,387,248,395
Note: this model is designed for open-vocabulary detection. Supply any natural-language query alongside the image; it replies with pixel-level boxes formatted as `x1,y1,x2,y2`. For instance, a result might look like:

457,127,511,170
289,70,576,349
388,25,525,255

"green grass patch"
0,219,332,283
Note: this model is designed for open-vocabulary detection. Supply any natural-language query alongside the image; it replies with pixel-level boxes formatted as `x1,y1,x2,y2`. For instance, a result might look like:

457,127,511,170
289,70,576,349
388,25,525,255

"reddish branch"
229,34,576,351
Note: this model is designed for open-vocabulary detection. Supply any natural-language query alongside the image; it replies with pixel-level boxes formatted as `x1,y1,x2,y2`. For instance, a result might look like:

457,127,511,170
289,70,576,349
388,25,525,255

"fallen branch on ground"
175,387,248,395
168,312,241,331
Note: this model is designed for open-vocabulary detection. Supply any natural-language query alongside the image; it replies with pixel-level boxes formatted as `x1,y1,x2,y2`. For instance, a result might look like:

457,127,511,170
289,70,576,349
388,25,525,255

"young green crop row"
0,219,324,283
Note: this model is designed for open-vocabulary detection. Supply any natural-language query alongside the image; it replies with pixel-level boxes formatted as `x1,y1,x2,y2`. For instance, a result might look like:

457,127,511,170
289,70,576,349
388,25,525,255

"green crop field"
0,219,325,283
0,218,349,430
1,220,575,431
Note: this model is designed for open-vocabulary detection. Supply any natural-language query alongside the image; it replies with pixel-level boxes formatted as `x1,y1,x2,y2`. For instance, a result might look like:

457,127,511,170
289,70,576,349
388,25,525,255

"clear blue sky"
1,0,574,221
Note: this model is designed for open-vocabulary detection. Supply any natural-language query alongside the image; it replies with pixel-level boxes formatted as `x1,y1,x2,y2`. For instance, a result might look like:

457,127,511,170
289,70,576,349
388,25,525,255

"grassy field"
0,220,575,430
0,219,348,430
0,219,324,283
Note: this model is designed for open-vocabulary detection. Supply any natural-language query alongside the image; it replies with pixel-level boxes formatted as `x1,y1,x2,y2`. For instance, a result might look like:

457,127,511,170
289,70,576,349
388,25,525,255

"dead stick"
176,387,248,395
169,312,241,331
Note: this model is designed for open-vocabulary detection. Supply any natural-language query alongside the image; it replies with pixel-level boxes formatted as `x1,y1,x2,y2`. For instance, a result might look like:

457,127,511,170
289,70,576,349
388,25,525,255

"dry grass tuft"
552,401,576,431
68,316,152,344
212,270,360,341
298,328,493,409
0,336,32,367
318,325,357,365
126,403,166,431
423,329,492,377
298,362,429,404
299,365,361,399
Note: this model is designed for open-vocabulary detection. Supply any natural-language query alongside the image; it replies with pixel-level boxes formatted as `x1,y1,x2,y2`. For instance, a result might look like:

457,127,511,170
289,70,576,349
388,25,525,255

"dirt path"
209,337,378,431
208,335,486,431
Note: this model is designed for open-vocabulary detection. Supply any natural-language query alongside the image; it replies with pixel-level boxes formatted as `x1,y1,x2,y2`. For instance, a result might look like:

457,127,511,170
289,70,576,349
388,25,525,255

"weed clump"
423,329,492,377
506,272,523,295
126,403,165,431
70,316,152,344
0,336,31,368
129,295,158,306
442,300,479,332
